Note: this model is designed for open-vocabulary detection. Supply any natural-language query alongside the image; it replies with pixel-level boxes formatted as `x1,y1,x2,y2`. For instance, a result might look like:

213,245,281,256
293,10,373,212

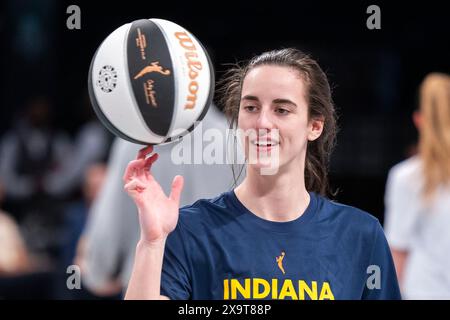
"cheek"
281,120,309,146
289,112,308,128
236,111,249,148
237,111,243,129
237,109,252,131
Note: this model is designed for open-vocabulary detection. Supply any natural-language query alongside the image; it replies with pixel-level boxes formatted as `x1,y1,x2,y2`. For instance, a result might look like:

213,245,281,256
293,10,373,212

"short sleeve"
384,165,421,250
160,220,192,300
362,222,402,300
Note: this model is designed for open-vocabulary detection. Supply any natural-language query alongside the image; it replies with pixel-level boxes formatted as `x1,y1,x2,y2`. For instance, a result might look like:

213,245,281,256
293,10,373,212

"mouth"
250,139,279,151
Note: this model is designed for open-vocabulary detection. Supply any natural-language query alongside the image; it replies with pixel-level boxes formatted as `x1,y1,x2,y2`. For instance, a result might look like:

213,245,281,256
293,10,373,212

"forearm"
124,238,167,300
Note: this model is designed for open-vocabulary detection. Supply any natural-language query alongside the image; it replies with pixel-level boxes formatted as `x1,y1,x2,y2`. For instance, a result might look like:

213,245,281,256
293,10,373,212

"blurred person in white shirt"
384,73,450,299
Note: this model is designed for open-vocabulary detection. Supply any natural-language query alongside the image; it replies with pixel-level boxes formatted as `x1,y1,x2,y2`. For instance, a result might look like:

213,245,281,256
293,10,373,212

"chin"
248,157,282,176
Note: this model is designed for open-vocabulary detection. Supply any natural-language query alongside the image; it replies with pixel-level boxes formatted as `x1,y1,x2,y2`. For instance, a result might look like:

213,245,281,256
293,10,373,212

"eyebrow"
241,95,297,108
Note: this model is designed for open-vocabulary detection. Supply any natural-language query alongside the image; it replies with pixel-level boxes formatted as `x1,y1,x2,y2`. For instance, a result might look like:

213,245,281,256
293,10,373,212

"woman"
384,73,450,299
124,48,400,300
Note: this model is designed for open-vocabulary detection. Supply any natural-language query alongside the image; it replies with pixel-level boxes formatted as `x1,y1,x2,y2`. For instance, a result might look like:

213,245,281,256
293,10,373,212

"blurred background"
0,0,449,299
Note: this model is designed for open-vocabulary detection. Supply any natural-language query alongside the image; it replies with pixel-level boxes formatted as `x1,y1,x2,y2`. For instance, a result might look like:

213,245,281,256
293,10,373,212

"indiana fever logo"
223,251,335,300
134,61,171,107
276,251,286,274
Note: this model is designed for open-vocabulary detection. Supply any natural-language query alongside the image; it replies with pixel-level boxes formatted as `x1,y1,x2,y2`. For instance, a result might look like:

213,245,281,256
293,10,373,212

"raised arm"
123,146,184,300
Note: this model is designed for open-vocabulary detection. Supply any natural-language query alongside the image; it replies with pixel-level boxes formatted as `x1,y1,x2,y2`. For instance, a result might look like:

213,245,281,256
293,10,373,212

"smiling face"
238,65,324,173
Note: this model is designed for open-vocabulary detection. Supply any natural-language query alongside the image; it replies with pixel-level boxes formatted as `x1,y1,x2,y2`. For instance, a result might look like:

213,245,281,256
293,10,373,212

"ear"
308,116,324,141
412,111,422,130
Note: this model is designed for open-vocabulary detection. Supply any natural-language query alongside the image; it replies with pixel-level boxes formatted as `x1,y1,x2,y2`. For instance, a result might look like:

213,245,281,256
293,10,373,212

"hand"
123,145,184,244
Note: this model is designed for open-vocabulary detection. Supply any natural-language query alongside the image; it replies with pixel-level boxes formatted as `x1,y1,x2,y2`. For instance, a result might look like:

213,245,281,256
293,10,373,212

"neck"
235,161,310,222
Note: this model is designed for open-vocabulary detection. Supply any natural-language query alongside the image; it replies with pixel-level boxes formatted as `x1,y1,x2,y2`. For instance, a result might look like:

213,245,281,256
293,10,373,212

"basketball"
88,18,214,145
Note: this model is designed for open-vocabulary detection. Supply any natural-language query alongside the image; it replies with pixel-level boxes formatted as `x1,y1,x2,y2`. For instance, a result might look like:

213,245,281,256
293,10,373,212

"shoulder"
385,156,423,198
177,191,232,232
315,193,381,237
315,195,390,264
388,156,422,183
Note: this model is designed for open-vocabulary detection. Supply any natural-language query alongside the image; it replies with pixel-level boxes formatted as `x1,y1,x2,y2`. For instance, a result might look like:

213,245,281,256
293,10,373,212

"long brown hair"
217,48,338,197
418,73,450,199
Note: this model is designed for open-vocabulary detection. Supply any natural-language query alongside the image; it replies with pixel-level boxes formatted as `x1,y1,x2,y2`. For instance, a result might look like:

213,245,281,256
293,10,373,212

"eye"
243,105,258,113
275,107,290,115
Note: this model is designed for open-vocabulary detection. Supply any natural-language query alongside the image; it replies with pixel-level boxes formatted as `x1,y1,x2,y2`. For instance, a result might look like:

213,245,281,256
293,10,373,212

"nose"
255,109,275,130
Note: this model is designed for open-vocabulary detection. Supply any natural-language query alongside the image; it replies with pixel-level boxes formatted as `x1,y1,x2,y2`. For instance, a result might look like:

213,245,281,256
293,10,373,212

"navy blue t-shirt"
161,191,401,300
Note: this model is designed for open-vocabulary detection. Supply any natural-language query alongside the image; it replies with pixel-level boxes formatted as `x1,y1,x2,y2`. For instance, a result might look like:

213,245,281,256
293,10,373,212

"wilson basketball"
88,18,214,144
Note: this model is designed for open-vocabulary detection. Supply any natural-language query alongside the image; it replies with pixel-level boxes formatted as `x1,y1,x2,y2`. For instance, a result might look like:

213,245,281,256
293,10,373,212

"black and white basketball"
88,18,214,145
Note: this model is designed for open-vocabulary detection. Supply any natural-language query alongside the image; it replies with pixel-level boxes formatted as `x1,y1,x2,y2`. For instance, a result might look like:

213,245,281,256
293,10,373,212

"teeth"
251,141,278,146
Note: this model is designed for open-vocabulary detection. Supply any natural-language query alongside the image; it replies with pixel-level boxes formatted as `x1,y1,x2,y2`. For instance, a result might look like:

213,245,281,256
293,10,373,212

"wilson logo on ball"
175,31,202,110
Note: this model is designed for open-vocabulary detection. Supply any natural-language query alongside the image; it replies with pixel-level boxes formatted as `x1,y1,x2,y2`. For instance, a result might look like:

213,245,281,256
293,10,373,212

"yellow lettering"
299,280,318,300
223,278,335,300
223,279,229,300
231,279,251,299
278,279,298,300
319,282,335,300
271,279,278,299
253,278,270,299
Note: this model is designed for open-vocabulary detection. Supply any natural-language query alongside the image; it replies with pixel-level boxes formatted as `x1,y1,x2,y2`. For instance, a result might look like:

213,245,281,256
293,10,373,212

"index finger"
136,145,154,160
122,159,145,183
